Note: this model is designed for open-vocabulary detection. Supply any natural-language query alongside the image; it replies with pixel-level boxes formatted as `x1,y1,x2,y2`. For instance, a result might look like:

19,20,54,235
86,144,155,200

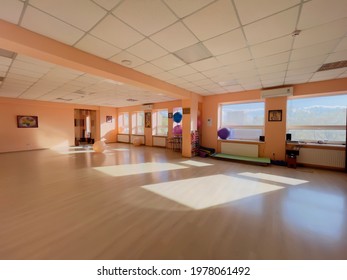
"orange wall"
202,78,347,161
0,97,117,153
100,107,117,143
0,97,74,152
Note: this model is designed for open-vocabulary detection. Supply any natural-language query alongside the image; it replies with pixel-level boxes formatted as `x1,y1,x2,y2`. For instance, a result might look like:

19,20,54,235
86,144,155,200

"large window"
287,94,347,143
131,111,144,135
220,102,265,140
118,112,129,134
152,109,168,136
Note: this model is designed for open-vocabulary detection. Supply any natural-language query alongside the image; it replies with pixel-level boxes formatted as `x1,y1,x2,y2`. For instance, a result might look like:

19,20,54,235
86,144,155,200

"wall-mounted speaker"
286,133,292,141
259,136,265,142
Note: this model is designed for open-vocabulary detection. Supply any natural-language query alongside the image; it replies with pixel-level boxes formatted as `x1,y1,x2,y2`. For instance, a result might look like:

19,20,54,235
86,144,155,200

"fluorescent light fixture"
174,43,212,64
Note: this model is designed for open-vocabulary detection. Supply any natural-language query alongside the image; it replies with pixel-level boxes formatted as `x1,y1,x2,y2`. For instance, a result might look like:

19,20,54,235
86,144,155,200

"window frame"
286,94,347,144
219,101,265,141
131,111,145,135
152,109,168,136
117,112,129,134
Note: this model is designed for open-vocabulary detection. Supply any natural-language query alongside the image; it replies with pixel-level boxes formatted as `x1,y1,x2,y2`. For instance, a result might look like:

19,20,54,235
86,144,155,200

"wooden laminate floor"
0,143,346,260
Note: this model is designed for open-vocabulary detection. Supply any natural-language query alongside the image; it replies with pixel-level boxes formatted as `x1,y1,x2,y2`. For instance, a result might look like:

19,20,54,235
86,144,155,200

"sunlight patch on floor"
238,172,308,186
93,162,188,177
51,146,94,154
179,160,213,167
142,174,283,210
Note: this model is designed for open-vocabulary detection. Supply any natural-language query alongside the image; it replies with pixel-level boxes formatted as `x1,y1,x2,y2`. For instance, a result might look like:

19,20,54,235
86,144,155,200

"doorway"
74,109,96,146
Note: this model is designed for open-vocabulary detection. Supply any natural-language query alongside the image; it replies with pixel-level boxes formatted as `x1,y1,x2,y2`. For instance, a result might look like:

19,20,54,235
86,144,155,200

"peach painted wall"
264,96,287,160
201,90,260,150
0,97,74,152
201,78,347,161
100,107,117,143
0,97,117,153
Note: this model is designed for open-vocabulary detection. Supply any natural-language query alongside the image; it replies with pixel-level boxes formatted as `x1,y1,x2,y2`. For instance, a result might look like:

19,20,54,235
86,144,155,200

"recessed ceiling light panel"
174,43,213,64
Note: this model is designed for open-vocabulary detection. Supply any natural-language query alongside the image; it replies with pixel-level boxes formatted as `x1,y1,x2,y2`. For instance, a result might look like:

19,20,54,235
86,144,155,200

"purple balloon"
218,128,230,139
173,125,182,135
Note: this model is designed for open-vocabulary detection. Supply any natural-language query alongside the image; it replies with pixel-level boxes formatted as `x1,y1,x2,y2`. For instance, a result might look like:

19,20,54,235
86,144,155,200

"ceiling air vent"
317,60,347,71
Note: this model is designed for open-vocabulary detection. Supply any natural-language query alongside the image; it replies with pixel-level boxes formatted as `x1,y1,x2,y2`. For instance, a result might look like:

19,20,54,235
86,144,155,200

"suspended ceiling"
0,0,346,107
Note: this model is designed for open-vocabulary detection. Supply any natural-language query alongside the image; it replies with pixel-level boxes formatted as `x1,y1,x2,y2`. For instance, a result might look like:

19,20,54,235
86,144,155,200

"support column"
181,93,199,158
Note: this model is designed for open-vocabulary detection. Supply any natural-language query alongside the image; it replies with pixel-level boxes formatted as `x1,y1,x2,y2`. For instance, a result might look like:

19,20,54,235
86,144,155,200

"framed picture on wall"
106,116,112,123
17,115,38,128
268,110,282,122
145,112,151,128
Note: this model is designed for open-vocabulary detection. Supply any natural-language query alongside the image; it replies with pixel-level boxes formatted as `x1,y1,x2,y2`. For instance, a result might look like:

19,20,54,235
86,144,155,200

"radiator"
117,134,130,143
297,148,345,168
130,135,145,144
221,142,258,157
153,136,167,147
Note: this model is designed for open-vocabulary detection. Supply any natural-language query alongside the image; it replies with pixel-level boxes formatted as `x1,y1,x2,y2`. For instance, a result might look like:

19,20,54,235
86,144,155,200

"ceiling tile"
286,66,318,77
0,0,24,24
150,22,198,52
0,57,13,66
325,49,347,63
93,0,122,11
234,0,300,25
183,0,239,41
9,67,46,78
298,0,347,30
29,0,106,31
291,39,340,61
223,85,244,93
216,48,252,65
0,65,9,73
285,74,312,84
202,67,232,79
168,65,197,77
260,71,286,81
250,36,293,58
203,28,247,56
151,54,185,71
262,79,285,88
254,52,290,67
113,0,177,36
15,54,55,69
126,39,168,61
334,37,347,52
287,55,327,70
166,77,188,86
109,51,145,68
294,18,347,49
227,61,257,74
183,72,206,82
21,6,84,45
189,57,223,72
257,63,288,75
244,7,299,45
74,34,121,59
151,71,177,81
90,15,144,49
134,63,162,75
163,0,214,18
6,73,40,83
310,68,347,82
